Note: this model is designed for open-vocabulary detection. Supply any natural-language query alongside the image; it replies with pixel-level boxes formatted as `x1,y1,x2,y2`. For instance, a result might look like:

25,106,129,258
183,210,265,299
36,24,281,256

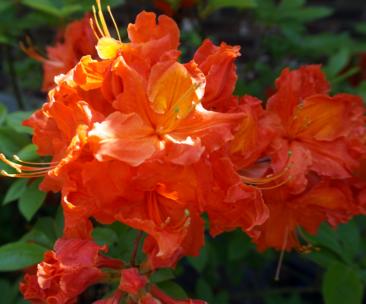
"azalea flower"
20,239,124,304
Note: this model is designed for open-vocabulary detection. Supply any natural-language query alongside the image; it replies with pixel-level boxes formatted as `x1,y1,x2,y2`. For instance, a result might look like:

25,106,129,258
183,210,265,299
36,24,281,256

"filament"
92,5,105,37
90,19,100,40
107,6,121,41
275,226,288,281
96,0,111,37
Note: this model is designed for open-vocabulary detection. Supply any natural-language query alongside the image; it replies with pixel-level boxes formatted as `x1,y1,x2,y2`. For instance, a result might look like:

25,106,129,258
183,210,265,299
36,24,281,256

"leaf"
0,242,47,271
186,241,209,273
302,247,342,268
2,178,28,205
0,2,13,13
150,268,175,284
0,279,14,304
355,23,366,35
91,227,119,247
214,291,230,304
196,278,214,303
20,228,54,249
227,231,251,261
6,111,34,135
18,177,47,221
0,104,7,127
322,262,363,304
55,204,65,238
16,144,40,162
0,127,31,158
278,0,304,10
34,217,57,243
61,4,82,15
21,0,63,17
325,48,350,78
337,219,360,260
158,282,188,300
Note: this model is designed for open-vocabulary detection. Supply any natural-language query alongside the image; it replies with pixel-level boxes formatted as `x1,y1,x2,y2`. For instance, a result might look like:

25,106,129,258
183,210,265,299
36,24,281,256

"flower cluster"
3,1,365,302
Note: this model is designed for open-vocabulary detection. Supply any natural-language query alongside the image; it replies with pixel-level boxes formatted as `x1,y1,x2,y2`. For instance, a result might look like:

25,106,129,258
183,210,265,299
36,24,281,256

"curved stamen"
90,19,100,40
96,0,111,37
240,151,293,185
0,154,56,178
258,174,294,190
92,5,105,37
20,40,64,67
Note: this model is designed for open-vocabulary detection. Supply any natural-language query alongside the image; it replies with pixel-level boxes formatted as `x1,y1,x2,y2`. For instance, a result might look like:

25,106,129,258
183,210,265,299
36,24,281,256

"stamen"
0,154,56,178
240,151,293,185
160,217,171,228
96,0,111,37
107,6,121,41
296,226,320,252
275,226,288,281
258,174,294,190
92,5,105,37
90,19,100,40
19,40,64,67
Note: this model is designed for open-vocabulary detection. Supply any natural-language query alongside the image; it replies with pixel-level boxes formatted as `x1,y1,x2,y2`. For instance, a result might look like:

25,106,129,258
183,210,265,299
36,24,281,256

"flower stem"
130,230,143,266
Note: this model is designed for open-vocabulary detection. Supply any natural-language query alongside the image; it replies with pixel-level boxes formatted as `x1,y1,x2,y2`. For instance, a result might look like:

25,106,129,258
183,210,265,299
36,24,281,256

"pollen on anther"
184,209,190,216
174,107,179,113
287,151,292,156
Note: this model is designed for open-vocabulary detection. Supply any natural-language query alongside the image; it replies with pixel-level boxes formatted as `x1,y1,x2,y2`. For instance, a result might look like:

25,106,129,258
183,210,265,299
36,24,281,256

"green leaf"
150,268,175,284
0,2,13,13
323,262,363,304
21,0,63,17
6,111,34,135
278,0,304,10
325,48,350,77
338,219,360,260
186,241,209,273
227,231,251,261
16,144,40,162
55,204,65,238
196,278,214,303
2,178,28,205
158,282,188,300
214,291,230,304
91,227,119,247
0,104,7,127
18,177,47,221
34,217,57,243
0,242,47,271
61,4,83,15
0,279,14,304
20,228,53,249
355,23,366,35
302,247,342,268
209,0,257,9
0,126,31,158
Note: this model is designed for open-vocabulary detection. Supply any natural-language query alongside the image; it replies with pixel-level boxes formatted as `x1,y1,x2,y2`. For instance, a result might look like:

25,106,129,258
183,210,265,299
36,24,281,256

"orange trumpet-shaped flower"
21,13,98,92
20,239,124,304
254,177,354,252
119,269,149,295
266,65,364,194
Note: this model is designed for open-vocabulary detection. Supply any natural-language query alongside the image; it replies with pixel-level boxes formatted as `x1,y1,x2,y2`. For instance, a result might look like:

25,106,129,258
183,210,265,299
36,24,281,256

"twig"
130,230,143,266
4,45,24,110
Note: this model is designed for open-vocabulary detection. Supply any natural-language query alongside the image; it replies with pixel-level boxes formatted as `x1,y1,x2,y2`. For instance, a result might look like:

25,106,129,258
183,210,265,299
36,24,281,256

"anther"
161,217,171,228
184,209,190,216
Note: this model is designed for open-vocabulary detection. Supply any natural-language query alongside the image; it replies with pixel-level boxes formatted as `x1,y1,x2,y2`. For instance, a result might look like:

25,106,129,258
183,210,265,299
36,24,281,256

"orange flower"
20,239,124,304
21,13,98,92
94,290,126,304
254,177,354,252
194,39,240,111
266,65,363,194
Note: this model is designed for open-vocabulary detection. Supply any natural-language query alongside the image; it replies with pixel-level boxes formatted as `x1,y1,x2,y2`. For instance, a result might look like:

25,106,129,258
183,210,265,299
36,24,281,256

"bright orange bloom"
193,39,240,111
266,65,363,194
22,13,98,92
19,239,124,304
254,176,354,252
